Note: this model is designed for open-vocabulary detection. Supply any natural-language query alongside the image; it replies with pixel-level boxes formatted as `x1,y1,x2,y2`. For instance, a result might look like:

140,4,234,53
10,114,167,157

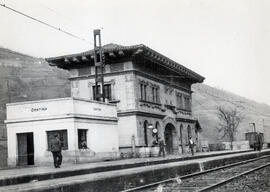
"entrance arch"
164,123,176,154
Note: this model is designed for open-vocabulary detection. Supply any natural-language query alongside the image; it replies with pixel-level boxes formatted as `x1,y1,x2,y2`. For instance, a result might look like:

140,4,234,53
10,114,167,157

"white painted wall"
7,118,75,166
6,97,117,122
75,120,119,153
117,116,137,147
73,99,116,118
6,98,74,120
6,98,119,167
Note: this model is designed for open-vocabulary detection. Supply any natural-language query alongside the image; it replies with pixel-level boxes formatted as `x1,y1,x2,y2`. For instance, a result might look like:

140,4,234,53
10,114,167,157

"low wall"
2,150,270,191
202,150,270,170
35,150,119,166
55,151,270,192
42,162,201,192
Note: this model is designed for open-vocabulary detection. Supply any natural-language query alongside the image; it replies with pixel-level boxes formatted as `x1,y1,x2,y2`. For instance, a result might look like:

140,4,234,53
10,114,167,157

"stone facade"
46,43,205,156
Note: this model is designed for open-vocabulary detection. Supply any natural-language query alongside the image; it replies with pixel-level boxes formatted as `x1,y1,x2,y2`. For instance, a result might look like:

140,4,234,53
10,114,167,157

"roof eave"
45,44,205,83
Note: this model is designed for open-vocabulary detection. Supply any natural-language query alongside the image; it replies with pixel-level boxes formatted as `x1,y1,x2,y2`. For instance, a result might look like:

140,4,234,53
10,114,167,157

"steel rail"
198,162,270,192
121,154,270,192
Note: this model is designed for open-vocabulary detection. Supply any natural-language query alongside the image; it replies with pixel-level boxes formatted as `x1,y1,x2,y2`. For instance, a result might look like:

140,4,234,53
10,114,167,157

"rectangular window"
140,84,144,100
144,85,147,101
188,98,191,110
187,126,191,138
92,85,101,101
156,88,160,103
152,87,155,102
93,84,112,101
184,97,187,110
104,84,112,101
151,87,160,103
47,130,68,150
177,94,183,109
184,96,191,111
140,83,147,101
78,129,88,149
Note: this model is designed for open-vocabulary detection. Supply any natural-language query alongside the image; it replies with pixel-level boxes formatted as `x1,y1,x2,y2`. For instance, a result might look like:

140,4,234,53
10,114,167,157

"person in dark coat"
80,139,88,149
158,139,166,157
256,133,263,151
50,133,62,168
188,136,194,156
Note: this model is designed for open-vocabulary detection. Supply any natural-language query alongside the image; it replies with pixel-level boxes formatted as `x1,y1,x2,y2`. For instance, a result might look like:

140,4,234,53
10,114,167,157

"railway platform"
0,149,269,192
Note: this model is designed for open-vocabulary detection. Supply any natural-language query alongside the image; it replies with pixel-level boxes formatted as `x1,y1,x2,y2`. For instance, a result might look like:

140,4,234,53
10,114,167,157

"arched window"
155,122,160,141
187,125,191,138
143,121,148,146
179,124,183,145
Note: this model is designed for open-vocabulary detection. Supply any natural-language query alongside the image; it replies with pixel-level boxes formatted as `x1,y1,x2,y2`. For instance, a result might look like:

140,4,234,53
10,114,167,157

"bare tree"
216,106,244,150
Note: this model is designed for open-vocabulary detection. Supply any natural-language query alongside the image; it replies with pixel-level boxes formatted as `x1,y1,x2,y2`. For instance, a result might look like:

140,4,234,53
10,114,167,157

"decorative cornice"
117,110,166,119
5,114,118,124
139,101,164,112
69,70,134,80
176,117,196,123
176,107,192,114
164,104,177,114
46,43,204,83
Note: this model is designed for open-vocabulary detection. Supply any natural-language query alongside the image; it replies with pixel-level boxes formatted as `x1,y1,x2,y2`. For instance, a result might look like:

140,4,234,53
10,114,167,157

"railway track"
121,155,270,192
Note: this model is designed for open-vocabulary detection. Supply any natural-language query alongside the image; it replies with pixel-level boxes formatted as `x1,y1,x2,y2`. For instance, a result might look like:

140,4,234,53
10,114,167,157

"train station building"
5,43,204,166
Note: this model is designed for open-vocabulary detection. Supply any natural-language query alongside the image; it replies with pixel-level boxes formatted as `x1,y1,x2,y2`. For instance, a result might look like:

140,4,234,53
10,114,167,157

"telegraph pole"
6,80,11,103
93,29,105,102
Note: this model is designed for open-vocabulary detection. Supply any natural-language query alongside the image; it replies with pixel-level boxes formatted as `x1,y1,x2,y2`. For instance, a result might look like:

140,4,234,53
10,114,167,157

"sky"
0,0,269,105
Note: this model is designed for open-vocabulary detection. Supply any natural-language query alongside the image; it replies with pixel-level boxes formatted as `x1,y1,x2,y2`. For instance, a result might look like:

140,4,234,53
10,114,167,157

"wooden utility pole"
93,29,105,102
6,80,11,103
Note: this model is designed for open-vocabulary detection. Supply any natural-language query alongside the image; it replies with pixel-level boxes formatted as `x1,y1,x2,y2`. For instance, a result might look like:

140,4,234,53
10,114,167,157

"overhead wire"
0,3,92,44
30,1,92,33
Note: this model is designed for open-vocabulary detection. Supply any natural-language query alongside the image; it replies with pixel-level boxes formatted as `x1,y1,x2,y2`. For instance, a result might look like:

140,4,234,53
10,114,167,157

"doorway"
17,132,34,166
164,123,175,154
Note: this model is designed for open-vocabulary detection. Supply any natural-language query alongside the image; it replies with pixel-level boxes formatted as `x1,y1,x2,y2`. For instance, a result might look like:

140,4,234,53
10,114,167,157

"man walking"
188,136,194,156
51,133,62,168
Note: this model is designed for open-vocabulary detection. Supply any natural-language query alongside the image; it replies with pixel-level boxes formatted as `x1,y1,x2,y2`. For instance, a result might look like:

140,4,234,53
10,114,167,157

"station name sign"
31,107,47,112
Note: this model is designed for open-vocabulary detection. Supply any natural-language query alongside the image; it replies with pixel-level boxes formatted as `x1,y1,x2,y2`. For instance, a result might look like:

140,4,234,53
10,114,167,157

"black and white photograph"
0,0,270,191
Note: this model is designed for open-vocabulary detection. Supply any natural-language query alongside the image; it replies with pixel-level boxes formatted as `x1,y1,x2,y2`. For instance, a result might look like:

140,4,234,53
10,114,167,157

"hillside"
1,47,270,163
192,83,270,144
0,48,71,138
1,47,270,145
0,48,71,167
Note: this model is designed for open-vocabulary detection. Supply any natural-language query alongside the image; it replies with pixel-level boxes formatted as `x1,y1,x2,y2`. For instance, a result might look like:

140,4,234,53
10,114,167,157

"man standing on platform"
188,136,194,156
158,138,166,158
51,133,63,168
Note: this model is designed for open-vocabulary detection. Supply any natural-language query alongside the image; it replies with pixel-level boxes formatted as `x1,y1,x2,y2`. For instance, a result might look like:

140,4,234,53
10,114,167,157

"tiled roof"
46,43,205,83
46,43,142,61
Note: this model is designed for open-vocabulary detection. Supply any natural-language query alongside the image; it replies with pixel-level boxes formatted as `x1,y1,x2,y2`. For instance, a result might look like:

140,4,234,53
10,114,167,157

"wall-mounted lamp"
148,124,154,129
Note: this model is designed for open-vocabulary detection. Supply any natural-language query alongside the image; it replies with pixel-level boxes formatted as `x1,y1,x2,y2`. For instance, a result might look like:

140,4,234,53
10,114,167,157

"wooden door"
17,133,28,166
164,129,173,154
17,133,34,166
27,133,34,165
